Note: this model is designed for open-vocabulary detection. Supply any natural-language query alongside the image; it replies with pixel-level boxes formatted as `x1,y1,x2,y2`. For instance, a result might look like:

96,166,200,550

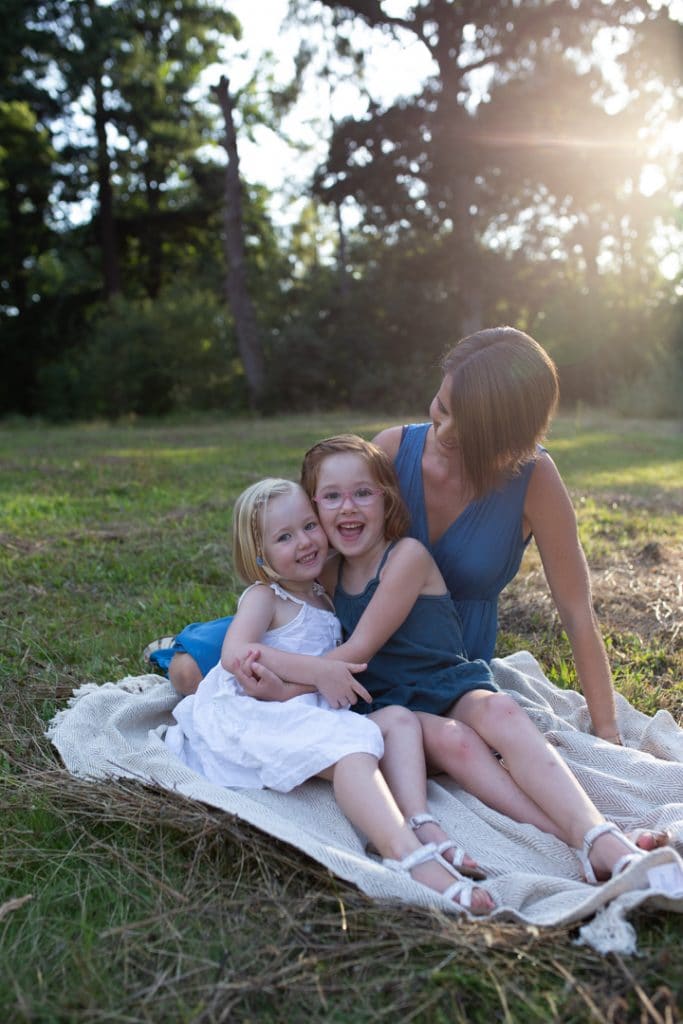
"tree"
40,0,240,300
212,75,265,410
306,0,681,350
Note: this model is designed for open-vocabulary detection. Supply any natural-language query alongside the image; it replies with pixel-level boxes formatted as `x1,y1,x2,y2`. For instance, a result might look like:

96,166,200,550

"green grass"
1,410,682,1022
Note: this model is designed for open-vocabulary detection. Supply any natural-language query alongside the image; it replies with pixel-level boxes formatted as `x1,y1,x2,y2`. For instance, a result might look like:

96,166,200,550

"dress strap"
375,541,397,579
236,580,305,609
269,581,306,605
236,581,262,609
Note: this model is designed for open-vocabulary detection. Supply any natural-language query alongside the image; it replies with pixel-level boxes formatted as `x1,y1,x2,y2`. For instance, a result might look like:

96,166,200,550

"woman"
157,327,620,743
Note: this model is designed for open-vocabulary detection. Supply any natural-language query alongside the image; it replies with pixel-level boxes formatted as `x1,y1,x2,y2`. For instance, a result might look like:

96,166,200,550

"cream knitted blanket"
46,651,683,955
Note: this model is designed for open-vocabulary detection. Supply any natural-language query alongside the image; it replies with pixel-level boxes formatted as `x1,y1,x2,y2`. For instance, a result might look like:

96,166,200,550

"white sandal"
142,636,176,664
408,813,487,881
382,843,490,914
578,822,643,884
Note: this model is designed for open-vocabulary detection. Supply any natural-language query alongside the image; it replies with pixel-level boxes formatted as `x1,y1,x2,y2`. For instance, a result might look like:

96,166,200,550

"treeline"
1,0,681,421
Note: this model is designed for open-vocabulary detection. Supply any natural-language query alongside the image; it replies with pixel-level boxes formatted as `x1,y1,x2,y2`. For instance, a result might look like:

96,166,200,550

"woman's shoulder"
373,423,429,461
524,449,575,524
527,448,566,493
372,425,403,459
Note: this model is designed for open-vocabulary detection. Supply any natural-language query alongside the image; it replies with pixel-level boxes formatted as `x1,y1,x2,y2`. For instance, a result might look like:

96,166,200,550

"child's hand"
315,663,371,709
231,652,287,702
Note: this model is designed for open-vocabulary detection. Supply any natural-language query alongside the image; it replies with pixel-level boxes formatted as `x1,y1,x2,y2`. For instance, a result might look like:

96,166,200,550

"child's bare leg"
450,691,644,878
369,706,484,875
417,711,563,837
168,653,202,696
318,753,494,913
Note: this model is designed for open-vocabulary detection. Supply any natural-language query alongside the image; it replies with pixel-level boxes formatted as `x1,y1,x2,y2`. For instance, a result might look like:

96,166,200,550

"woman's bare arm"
525,453,620,742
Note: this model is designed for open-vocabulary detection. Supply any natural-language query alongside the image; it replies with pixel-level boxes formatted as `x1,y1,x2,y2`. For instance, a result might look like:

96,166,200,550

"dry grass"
3,754,681,1024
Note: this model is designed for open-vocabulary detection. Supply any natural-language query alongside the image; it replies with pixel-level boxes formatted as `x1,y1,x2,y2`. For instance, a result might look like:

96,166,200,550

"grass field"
1,411,682,1023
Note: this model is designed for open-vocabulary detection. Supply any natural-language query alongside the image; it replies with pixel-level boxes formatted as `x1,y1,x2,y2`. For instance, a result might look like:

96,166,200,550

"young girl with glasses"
164,476,494,913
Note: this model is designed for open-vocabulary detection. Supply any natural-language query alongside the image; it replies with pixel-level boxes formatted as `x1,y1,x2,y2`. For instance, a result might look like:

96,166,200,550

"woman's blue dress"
395,423,536,661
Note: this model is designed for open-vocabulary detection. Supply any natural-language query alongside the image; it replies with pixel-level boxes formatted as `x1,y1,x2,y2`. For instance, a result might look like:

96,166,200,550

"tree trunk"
6,176,27,315
335,198,350,302
212,74,265,409
93,74,121,298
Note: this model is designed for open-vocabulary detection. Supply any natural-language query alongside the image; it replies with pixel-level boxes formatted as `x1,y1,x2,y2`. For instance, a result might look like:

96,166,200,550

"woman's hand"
594,729,624,746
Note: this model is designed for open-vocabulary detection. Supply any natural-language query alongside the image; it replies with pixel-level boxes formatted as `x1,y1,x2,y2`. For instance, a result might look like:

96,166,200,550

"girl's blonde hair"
442,327,560,497
232,478,303,585
300,434,410,542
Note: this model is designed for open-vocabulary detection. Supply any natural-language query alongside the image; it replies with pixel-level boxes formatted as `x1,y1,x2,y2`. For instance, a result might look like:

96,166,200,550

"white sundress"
164,582,384,792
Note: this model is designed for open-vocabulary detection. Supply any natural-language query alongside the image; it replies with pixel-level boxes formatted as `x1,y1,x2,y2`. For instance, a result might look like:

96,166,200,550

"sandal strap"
580,821,642,884
408,813,439,831
408,815,468,867
434,839,466,869
612,854,640,877
581,822,619,884
383,845,473,911
382,842,440,874
442,877,472,910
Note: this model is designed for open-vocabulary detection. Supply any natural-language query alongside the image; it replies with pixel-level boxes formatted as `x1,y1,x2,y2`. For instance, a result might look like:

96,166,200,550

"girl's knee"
477,692,523,727
472,692,536,748
168,653,202,696
373,705,421,739
432,717,479,763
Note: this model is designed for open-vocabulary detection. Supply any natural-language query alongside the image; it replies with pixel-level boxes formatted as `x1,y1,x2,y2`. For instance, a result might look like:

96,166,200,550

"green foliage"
610,303,683,418
33,288,247,420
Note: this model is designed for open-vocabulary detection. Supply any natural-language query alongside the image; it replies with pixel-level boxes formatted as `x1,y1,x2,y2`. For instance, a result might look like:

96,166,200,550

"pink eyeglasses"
313,487,384,510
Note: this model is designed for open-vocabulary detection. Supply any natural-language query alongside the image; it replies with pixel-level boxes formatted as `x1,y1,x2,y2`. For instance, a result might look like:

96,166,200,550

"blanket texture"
46,651,683,955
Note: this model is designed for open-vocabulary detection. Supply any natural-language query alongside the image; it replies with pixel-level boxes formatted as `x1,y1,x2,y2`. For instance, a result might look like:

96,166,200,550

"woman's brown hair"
442,327,559,497
300,434,410,542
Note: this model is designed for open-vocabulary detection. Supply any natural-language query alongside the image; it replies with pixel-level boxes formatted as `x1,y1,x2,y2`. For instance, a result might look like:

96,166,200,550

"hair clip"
256,555,264,566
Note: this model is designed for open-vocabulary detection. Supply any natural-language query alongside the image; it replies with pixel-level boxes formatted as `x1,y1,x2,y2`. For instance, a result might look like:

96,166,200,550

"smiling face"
428,375,460,455
259,488,328,589
313,452,388,560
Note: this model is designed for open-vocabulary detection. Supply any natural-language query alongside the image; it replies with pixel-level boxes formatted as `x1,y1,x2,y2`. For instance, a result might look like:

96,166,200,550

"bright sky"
208,0,435,217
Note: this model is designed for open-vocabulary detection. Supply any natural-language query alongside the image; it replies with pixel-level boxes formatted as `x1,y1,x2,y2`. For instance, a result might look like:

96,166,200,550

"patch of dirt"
502,541,683,646
0,533,49,555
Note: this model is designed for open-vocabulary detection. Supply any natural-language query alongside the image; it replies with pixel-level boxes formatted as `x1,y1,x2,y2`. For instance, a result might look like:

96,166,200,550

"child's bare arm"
238,647,371,707
223,586,371,706
225,649,311,702
327,539,441,664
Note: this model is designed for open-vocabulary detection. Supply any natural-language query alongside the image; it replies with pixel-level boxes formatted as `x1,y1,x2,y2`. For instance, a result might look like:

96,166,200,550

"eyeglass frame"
312,487,384,510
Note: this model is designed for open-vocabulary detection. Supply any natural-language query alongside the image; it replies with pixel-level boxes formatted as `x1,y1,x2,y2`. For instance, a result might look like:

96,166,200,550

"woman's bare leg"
449,690,643,878
417,712,562,837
